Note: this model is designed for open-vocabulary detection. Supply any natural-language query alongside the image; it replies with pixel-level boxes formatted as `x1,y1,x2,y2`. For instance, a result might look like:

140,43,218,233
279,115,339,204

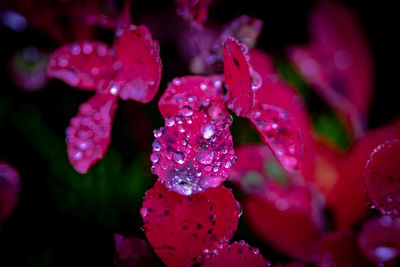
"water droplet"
200,83,207,91
153,129,163,137
181,106,193,117
236,201,243,218
374,246,397,262
250,68,262,90
173,151,186,164
176,184,192,195
165,117,175,127
83,43,93,54
140,207,148,217
201,123,215,139
152,141,161,151
196,150,214,165
71,44,81,55
150,153,159,164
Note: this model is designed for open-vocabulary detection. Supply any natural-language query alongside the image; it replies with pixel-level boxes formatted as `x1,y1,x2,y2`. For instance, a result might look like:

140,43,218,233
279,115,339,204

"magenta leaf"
364,139,400,216
0,161,20,227
358,216,400,263
151,109,235,195
47,41,116,90
311,230,373,267
158,75,225,118
114,234,157,267
288,1,373,129
223,37,257,117
202,241,268,267
114,25,162,103
141,181,240,267
66,92,118,174
248,104,303,172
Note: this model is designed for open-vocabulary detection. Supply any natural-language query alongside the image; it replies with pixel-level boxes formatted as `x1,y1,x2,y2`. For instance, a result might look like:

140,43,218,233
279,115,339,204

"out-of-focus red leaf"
151,109,235,195
114,25,162,103
288,1,372,133
311,230,373,267
223,37,258,117
66,92,118,174
202,241,269,267
141,181,240,267
0,161,20,227
158,75,225,118
231,145,324,261
114,234,157,267
358,216,400,264
364,139,400,216
47,41,116,90
175,0,213,26
248,104,303,172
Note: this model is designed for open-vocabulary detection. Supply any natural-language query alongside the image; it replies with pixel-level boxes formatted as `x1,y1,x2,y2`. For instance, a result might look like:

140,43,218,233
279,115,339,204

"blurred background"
0,0,399,266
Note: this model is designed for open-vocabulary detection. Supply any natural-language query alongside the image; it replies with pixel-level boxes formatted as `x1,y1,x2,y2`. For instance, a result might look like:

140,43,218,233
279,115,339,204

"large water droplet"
201,123,215,139
196,149,214,165
152,141,161,151
173,151,186,164
150,153,159,164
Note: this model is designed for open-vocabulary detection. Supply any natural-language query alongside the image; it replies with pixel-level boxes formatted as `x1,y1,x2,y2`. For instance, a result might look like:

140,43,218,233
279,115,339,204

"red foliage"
66,92,118,174
248,105,303,172
114,25,162,103
158,75,225,118
231,145,324,261
47,41,116,90
365,139,400,216
223,37,255,117
151,109,235,195
202,241,269,267
358,216,400,263
288,1,373,133
141,181,240,266
311,230,373,267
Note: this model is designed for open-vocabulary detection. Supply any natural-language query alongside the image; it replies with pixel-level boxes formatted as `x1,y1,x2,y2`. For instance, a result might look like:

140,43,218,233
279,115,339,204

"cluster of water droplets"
48,41,116,89
66,94,117,173
151,105,236,195
248,104,302,172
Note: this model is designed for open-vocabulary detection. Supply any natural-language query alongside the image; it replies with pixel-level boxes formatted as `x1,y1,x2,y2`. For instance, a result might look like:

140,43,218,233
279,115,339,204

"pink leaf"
358,216,400,263
288,1,373,131
114,234,157,267
158,75,225,118
114,25,162,103
223,37,257,117
0,161,20,227
364,139,400,216
141,181,240,267
202,241,268,267
151,109,235,195
47,41,116,90
231,145,324,261
311,230,373,267
248,104,303,172
66,92,118,174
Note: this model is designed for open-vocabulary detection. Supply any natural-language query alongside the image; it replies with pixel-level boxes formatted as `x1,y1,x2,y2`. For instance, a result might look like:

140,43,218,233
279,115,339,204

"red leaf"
66,92,118,174
47,41,116,90
364,139,400,216
248,104,303,172
231,145,324,261
141,181,240,267
358,216,400,263
158,75,225,118
202,241,269,267
0,161,20,227
114,234,157,267
151,109,235,195
223,37,257,117
114,25,162,103
288,1,373,131
311,230,374,267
